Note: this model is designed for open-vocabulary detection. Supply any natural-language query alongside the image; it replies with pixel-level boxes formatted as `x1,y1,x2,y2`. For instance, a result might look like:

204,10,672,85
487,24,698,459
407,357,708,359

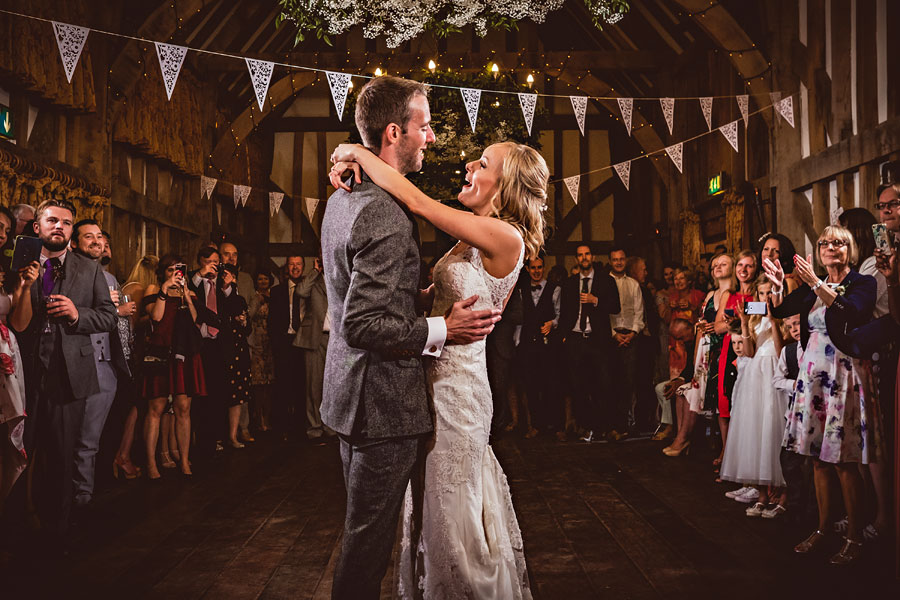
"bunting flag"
246,58,275,111
564,175,580,204
660,97,674,135
51,21,89,84
617,97,633,136
200,175,217,200
570,95,587,136
460,88,482,133
613,161,631,191
306,197,321,218
719,120,739,152
775,96,795,128
154,42,188,100
233,184,250,208
830,206,845,226
326,71,352,121
518,93,537,136
699,97,713,131
665,142,683,174
736,94,749,129
269,191,284,216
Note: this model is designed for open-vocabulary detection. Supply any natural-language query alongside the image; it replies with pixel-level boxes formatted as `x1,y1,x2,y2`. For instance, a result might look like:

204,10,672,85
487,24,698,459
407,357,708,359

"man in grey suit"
10,199,117,545
293,255,332,439
321,76,502,599
69,219,131,509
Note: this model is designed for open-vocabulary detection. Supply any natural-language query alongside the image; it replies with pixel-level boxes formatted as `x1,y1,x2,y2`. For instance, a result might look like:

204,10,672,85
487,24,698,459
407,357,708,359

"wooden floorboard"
2,432,898,599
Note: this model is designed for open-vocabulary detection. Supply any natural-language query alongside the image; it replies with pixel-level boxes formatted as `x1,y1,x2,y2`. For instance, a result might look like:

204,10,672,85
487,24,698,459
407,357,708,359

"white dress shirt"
610,271,644,335
573,269,595,334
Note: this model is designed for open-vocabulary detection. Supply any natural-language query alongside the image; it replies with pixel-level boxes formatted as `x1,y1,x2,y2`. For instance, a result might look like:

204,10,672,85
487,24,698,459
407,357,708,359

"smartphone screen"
745,301,767,315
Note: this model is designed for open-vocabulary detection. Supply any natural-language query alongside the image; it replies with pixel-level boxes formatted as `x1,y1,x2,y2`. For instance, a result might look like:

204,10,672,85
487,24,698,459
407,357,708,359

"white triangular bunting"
613,161,631,191
233,185,250,209
564,175,580,204
719,120,739,152
617,97,633,136
246,58,275,111
665,142,683,174
51,21,89,84
699,97,713,131
776,97,795,128
200,176,217,200
518,93,537,136
736,94,749,129
269,191,284,217
660,97,674,135
460,88,481,133
326,71,352,121
570,96,588,136
305,197,321,223
154,42,188,101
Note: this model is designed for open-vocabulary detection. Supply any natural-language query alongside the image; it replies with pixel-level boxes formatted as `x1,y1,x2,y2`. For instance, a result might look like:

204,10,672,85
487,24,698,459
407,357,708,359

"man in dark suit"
69,219,131,509
321,75,501,599
10,199,117,545
267,254,307,439
189,246,226,458
294,255,331,439
486,273,523,436
557,244,620,442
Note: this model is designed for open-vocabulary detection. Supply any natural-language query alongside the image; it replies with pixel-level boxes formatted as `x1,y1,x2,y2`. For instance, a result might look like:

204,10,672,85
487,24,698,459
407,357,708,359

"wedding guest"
218,263,252,448
664,253,736,457
759,232,799,293
627,255,660,432
268,255,307,439
10,199,117,546
766,225,877,564
219,241,256,308
143,255,205,478
10,203,34,237
294,255,332,439
559,244,620,442
112,255,158,480
662,267,705,325
247,270,275,433
653,318,694,441
546,264,573,439
608,248,644,440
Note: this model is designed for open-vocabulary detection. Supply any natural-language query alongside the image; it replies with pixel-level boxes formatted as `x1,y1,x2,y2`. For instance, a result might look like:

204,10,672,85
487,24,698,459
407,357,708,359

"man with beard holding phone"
9,200,117,550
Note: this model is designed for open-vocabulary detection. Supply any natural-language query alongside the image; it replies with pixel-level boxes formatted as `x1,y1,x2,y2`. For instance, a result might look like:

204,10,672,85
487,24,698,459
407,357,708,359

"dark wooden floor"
3,431,899,599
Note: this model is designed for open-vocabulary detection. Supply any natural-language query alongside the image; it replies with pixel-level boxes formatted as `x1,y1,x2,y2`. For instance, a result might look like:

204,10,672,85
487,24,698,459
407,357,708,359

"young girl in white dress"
720,278,787,517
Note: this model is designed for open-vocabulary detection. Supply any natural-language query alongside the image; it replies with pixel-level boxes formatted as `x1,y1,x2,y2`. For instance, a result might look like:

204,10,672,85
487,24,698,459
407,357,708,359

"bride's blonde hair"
489,142,548,261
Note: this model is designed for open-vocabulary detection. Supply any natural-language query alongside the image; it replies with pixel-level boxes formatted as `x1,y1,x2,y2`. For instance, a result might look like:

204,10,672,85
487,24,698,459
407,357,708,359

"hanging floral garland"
277,0,630,47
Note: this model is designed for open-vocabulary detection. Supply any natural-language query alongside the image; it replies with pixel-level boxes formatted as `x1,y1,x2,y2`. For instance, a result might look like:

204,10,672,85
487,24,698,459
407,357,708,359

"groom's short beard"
396,136,423,175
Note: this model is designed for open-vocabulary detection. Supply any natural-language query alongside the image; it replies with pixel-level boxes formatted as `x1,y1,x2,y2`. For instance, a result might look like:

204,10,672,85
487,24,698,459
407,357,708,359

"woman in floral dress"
767,225,877,565
247,270,275,432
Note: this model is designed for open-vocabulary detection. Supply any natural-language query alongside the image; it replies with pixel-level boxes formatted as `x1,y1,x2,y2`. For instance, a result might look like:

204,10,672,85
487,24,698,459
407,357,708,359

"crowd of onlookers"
493,189,900,566
0,189,898,567
0,198,330,555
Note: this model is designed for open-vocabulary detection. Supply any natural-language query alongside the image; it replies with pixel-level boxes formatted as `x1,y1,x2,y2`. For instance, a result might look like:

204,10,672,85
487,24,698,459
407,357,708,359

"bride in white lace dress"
330,141,548,599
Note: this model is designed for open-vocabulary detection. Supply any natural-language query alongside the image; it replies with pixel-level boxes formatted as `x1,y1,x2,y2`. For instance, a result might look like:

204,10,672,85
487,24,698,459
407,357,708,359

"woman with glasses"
764,225,877,565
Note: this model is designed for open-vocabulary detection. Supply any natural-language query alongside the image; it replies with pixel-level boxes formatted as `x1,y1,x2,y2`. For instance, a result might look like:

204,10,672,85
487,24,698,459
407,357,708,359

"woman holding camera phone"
766,224,877,564
141,254,206,479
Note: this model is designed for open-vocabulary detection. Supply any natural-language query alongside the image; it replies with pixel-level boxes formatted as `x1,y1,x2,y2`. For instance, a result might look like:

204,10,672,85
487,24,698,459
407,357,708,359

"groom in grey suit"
321,76,501,599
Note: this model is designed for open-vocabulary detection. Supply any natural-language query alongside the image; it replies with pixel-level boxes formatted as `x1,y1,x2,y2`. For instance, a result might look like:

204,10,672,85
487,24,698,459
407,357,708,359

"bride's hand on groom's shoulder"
329,143,365,191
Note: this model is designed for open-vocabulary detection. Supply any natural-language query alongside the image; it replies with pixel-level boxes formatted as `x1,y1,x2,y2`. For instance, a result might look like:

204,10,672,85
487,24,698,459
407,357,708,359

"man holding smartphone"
9,199,117,550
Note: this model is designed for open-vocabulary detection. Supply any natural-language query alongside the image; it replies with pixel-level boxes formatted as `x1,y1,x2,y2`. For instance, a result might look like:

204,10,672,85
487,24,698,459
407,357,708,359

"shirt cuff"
423,316,447,357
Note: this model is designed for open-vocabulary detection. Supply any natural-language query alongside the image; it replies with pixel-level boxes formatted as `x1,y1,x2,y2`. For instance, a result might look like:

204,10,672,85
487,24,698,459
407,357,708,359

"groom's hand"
444,295,501,345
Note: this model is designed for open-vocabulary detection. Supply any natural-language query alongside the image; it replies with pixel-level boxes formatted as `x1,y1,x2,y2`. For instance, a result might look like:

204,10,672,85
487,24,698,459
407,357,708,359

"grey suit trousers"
333,435,423,600
305,332,328,434
73,360,117,505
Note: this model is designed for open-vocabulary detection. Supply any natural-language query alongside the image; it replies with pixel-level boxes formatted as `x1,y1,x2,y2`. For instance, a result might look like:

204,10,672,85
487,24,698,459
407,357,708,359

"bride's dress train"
397,240,531,599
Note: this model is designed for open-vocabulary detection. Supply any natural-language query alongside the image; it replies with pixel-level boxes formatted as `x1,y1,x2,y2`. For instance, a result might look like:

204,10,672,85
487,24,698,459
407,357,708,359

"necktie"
206,281,219,337
580,277,589,332
42,257,60,297
291,285,301,332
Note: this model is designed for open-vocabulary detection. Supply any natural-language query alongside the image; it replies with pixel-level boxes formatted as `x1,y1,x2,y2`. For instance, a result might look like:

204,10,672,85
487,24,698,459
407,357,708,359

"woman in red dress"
142,255,206,478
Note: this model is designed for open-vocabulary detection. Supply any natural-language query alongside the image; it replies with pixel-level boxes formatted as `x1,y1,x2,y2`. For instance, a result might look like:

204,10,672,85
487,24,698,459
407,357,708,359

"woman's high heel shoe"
794,530,827,554
112,456,142,480
662,441,691,457
159,451,176,469
829,537,863,565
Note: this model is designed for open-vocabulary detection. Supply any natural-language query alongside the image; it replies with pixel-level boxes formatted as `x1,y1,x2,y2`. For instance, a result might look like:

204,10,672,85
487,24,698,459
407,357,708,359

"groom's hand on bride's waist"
444,295,502,345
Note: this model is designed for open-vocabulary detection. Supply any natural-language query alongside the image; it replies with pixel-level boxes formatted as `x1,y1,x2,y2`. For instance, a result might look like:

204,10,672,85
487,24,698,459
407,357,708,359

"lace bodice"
431,240,525,318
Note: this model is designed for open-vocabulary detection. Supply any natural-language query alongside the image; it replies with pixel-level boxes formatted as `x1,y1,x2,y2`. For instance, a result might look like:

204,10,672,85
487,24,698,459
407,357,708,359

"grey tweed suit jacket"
320,172,433,439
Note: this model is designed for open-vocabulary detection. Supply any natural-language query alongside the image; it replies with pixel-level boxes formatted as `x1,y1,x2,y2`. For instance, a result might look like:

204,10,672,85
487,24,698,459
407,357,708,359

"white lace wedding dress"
397,240,532,600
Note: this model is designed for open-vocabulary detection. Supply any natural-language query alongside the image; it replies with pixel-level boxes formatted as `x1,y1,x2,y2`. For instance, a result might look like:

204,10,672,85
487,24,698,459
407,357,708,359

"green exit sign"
708,171,728,196
0,105,12,139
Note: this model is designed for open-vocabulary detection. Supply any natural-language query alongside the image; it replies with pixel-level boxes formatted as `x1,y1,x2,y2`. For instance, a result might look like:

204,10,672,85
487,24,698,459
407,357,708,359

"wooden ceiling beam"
204,50,664,73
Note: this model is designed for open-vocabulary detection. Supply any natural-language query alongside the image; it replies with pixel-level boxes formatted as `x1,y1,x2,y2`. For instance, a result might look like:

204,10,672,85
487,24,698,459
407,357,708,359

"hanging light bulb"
374,67,383,77
490,63,499,78
348,80,353,90
526,73,534,88
428,60,436,72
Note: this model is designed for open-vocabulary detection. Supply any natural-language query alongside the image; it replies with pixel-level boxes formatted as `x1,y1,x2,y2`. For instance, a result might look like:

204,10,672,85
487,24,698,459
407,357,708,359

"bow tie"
531,285,542,290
